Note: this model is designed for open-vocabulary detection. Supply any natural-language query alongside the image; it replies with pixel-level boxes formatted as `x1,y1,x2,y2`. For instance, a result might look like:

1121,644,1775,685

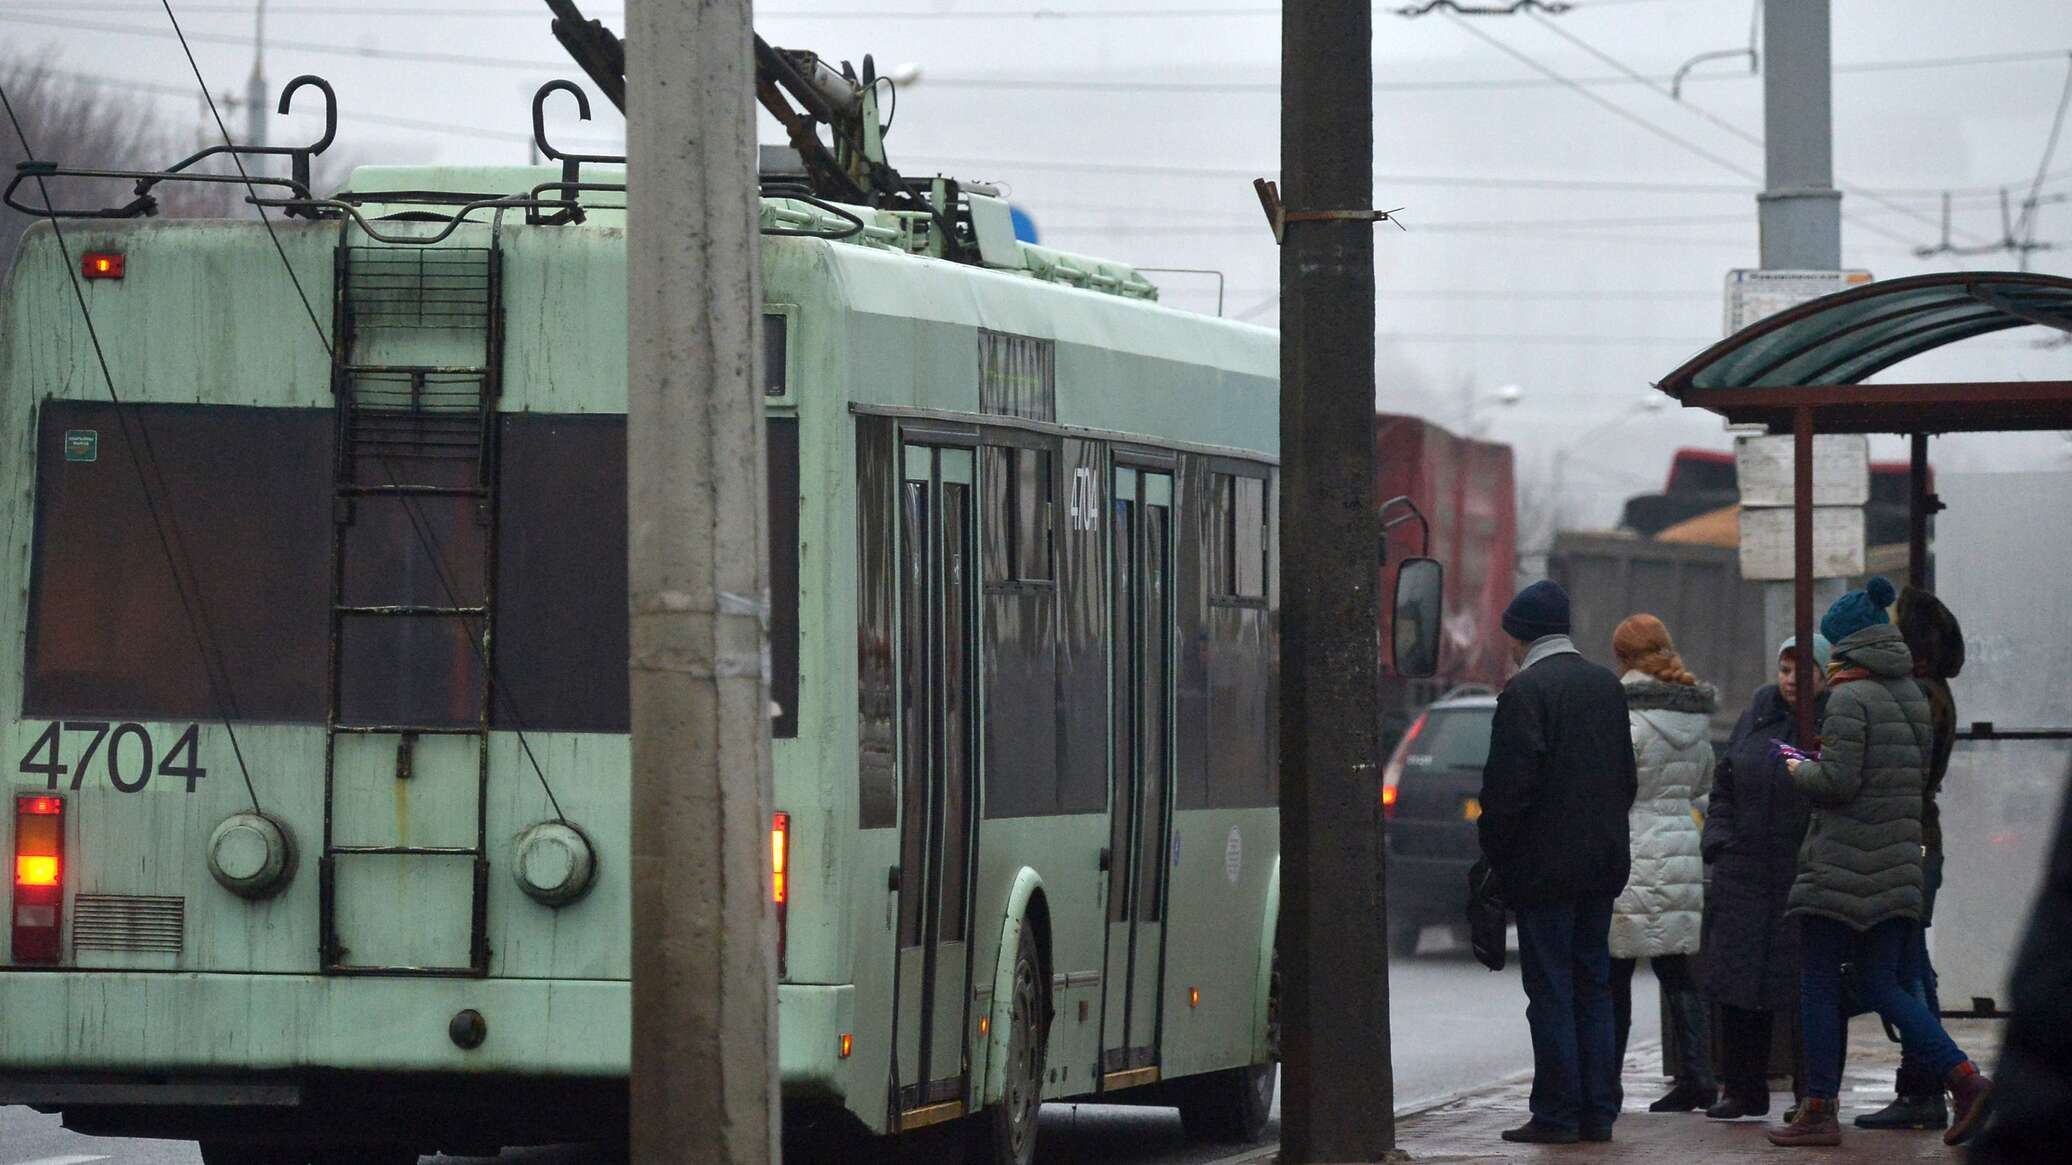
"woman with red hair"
1609,613,1720,1112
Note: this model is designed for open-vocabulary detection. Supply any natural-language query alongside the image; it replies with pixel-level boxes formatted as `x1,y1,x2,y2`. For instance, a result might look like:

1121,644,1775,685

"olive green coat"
1785,624,1931,931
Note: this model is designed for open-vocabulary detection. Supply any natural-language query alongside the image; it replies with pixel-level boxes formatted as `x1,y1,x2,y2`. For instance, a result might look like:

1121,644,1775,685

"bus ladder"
318,224,505,977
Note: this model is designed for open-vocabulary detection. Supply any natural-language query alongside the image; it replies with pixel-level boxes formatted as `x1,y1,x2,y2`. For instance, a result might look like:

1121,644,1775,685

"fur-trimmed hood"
1621,674,1720,715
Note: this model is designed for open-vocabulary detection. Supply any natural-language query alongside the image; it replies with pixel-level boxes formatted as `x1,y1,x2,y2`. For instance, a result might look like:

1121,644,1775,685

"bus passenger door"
1102,466,1174,1087
893,443,979,1123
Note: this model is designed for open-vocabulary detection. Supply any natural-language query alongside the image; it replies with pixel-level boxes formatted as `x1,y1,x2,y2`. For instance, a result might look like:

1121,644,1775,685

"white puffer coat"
1609,673,1719,960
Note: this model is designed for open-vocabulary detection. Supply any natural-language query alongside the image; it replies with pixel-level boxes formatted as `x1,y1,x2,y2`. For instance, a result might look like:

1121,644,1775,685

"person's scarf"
1827,658,1872,687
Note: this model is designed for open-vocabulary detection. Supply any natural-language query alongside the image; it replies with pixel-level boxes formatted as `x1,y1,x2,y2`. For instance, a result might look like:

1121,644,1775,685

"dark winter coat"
1701,683,1819,1012
1785,624,1931,931
1968,776,2072,1165
1478,647,1639,908
1895,585,1965,863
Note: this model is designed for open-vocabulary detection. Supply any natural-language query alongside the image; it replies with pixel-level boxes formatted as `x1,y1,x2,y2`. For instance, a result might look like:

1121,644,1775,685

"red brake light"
81,252,124,280
772,811,790,977
1382,714,1427,820
13,794,65,962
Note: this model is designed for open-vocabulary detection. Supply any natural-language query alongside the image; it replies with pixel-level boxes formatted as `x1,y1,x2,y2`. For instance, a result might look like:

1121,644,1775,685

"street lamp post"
1531,393,1669,565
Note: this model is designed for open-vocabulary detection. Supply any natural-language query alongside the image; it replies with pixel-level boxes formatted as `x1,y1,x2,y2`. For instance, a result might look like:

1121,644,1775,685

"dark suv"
1382,686,1497,956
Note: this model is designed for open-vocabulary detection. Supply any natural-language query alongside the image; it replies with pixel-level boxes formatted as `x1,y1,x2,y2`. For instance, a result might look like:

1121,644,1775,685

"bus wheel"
971,914,1047,1165
1177,1061,1277,1143
197,1143,309,1165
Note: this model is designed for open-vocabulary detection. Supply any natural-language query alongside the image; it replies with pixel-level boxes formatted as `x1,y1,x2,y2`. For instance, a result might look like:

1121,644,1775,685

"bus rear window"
24,403,801,737
26,402,333,722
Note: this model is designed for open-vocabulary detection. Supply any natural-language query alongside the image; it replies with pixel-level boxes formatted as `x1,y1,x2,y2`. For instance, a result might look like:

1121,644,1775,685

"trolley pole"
625,1,780,1162
1278,2,1393,1160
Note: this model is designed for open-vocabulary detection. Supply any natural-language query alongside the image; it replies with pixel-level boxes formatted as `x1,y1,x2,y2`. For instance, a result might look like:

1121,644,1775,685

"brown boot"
1767,1096,1842,1147
1944,1061,1994,1146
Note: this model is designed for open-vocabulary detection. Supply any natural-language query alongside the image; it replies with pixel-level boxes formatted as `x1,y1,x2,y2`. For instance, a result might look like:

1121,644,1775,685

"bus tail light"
1382,713,1426,822
81,252,125,280
13,794,65,962
772,811,790,975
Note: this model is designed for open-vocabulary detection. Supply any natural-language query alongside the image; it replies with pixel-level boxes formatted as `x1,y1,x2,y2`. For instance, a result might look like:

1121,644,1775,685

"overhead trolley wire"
148,0,575,824
156,1,331,354
0,78,266,815
1520,8,1991,248
1439,10,1927,250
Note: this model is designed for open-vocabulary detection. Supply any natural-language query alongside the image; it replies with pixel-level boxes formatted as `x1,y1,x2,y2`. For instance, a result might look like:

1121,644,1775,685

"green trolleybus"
0,91,1282,1165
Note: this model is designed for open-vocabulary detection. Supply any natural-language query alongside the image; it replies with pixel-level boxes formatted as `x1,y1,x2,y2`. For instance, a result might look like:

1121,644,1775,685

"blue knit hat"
1502,579,1571,642
1820,576,1898,646
1777,633,1832,672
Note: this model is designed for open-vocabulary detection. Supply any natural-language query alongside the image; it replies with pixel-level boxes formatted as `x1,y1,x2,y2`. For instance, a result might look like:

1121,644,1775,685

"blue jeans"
1515,896,1620,1132
1897,852,1944,1078
1800,915,1968,1099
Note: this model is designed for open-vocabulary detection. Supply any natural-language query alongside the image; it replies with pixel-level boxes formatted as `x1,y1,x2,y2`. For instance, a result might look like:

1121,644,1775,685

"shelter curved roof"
1654,272,2072,434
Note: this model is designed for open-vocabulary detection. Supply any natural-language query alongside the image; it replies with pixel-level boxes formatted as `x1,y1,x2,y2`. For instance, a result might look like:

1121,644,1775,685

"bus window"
25,402,333,723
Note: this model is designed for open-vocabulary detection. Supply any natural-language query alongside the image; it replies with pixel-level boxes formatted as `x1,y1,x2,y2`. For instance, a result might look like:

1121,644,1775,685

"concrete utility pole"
625,1,780,1162
1277,2,1393,1160
1758,0,1843,742
1758,0,1839,270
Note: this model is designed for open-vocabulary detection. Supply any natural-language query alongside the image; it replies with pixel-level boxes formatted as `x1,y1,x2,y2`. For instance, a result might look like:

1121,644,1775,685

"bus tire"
970,913,1047,1165
1177,1061,1277,1143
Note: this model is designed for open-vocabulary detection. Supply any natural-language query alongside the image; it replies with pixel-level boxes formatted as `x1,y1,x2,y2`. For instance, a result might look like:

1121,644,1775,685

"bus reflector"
13,794,65,962
840,1033,853,1059
1189,987,1200,1009
82,252,124,280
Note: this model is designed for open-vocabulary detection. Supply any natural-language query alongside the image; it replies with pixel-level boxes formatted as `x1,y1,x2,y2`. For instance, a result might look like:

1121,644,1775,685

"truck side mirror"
1392,556,1444,678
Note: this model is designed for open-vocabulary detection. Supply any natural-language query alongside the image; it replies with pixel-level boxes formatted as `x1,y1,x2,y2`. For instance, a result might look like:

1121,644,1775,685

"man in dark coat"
1478,580,1639,1145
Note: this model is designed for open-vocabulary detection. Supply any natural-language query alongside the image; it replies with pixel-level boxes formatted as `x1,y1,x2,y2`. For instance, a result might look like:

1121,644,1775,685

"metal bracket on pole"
1253,178,1405,244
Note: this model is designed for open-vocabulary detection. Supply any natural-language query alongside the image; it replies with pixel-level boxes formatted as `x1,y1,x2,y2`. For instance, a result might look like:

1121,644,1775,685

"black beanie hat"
1503,579,1572,642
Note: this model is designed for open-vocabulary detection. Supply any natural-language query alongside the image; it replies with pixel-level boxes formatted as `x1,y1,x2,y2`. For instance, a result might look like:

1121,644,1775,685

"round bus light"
512,821,595,907
449,1008,488,1050
206,812,296,899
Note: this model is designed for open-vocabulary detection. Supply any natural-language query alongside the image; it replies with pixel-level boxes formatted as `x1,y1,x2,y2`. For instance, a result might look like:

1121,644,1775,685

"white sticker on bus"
1224,825,1242,884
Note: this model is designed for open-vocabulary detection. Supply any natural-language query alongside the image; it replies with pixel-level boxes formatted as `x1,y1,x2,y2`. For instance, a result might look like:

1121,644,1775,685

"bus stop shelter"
1650,271,2072,741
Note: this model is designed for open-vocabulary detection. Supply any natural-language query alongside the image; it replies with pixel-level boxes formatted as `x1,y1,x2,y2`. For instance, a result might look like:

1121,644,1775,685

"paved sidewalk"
1227,1017,2001,1163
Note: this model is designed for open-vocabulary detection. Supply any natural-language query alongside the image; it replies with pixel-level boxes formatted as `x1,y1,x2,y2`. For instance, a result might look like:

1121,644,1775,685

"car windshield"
1406,707,1495,770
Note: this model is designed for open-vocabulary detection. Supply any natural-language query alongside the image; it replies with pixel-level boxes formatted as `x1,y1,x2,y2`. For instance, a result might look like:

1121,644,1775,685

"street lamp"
1540,391,1671,547
1457,382,1524,436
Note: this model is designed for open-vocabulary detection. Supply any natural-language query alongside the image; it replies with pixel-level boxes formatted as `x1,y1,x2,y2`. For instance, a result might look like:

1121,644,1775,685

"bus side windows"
1212,470,1267,601
1013,447,1053,583
982,443,1054,586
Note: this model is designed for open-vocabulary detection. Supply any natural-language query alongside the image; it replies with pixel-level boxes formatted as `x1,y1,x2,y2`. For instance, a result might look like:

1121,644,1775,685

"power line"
157,0,330,352
1439,11,1931,249
0,0,1705,19
43,64,621,148
0,12,569,70
0,70,266,814
1520,8,1985,246
880,48,2072,98
902,151,1760,194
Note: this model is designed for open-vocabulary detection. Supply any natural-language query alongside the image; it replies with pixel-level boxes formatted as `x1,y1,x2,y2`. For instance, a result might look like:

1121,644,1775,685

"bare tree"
1,55,330,286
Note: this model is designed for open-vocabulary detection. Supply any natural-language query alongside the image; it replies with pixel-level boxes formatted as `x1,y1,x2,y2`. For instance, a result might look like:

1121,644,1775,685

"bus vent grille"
72,894,185,954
